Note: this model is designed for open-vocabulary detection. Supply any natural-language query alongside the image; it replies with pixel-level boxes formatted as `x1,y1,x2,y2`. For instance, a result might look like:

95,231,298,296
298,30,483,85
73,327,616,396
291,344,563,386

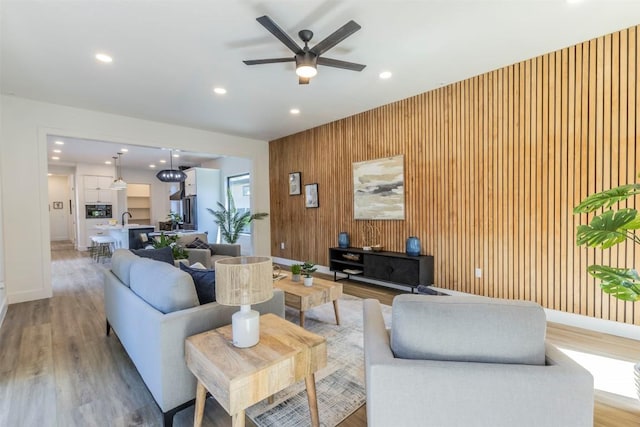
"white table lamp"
215,256,273,348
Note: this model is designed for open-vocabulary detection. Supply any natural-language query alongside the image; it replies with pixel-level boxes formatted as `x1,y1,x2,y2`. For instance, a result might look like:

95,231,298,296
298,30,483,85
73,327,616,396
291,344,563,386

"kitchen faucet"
122,211,132,225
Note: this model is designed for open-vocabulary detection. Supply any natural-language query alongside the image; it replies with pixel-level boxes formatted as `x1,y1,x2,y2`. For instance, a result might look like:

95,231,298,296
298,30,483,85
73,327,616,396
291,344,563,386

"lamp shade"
215,256,273,306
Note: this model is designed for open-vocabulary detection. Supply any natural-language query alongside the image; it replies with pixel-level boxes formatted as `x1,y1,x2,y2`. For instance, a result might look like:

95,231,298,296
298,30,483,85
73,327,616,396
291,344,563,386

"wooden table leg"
300,310,305,328
305,373,320,427
193,380,207,427
333,299,341,325
232,409,246,427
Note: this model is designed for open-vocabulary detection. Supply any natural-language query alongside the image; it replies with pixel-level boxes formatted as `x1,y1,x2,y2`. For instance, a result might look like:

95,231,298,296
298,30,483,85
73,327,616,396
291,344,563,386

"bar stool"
90,235,116,263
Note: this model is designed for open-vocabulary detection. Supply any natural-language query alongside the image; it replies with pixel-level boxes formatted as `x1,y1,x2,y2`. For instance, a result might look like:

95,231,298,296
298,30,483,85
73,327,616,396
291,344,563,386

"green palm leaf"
587,265,640,302
207,188,268,244
575,209,638,249
573,184,640,214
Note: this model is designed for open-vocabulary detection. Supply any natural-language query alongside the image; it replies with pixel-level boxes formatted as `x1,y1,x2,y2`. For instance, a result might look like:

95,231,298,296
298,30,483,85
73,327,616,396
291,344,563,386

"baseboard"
272,257,640,342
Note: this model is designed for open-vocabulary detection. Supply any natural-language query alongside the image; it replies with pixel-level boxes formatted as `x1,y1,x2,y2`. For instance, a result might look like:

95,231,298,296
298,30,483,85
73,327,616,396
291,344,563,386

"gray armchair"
175,233,240,268
363,295,594,427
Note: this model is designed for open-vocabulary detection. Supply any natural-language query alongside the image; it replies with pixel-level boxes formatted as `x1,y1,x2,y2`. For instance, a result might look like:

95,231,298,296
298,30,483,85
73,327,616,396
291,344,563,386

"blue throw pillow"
179,263,216,304
131,246,174,265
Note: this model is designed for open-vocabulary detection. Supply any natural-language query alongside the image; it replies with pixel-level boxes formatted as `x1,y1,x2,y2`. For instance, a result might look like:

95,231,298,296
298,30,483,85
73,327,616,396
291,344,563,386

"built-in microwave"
85,204,112,219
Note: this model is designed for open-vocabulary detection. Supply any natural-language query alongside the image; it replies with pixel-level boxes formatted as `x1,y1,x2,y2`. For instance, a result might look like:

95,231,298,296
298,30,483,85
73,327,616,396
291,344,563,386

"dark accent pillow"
131,246,174,265
185,237,213,255
179,263,216,304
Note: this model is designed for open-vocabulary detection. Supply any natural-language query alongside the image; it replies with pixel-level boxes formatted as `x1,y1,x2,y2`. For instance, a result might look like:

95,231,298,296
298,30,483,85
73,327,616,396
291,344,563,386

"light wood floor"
0,243,639,426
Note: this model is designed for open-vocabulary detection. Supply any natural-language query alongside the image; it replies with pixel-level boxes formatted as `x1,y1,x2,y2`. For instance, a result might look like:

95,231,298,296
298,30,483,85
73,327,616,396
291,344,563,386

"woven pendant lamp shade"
215,257,273,306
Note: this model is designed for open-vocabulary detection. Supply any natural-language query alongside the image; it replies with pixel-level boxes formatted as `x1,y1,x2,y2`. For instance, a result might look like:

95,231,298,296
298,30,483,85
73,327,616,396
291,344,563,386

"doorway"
48,174,76,243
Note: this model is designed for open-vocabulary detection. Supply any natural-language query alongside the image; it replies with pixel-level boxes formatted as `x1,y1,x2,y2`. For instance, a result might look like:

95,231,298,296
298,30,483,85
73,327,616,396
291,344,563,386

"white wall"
0,95,270,304
0,138,6,327
48,175,71,240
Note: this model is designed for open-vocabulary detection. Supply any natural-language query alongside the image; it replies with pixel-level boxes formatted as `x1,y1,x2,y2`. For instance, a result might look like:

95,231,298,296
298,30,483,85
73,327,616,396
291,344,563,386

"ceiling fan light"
296,65,317,78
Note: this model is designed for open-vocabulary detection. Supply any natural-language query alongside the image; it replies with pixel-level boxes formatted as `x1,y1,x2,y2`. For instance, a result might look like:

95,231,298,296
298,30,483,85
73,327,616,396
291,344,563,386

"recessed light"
120,148,129,152
379,71,392,79
54,140,64,145
51,156,60,160
290,108,300,115
159,159,167,164
95,53,113,63
105,161,112,165
149,164,156,168
47,173,52,176
53,149,61,153
173,154,180,158
213,87,227,95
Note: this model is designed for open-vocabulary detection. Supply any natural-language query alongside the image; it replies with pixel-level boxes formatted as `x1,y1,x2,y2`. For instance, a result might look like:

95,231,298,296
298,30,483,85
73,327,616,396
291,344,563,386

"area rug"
246,294,391,427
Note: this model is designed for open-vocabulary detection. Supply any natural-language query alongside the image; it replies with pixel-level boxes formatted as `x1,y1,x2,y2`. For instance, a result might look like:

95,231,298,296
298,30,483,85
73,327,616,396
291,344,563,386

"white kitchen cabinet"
183,167,220,242
84,175,113,203
184,169,197,197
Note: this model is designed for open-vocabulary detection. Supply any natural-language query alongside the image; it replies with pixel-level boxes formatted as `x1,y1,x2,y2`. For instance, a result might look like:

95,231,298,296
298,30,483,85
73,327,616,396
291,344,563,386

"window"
227,173,251,234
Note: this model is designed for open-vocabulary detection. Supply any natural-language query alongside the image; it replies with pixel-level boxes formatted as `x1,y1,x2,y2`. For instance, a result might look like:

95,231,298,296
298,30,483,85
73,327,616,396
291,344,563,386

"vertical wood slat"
268,25,640,325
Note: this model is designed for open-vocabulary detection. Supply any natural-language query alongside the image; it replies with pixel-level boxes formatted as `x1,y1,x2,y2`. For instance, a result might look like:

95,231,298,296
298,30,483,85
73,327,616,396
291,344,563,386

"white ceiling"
4,0,640,167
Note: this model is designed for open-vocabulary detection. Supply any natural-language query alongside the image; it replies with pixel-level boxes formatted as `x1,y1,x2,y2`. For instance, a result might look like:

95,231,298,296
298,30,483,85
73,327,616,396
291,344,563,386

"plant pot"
303,277,313,287
292,274,301,282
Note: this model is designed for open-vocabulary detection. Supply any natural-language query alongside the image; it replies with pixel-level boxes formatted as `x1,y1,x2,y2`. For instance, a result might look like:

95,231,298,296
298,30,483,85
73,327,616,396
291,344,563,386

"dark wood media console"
329,247,434,292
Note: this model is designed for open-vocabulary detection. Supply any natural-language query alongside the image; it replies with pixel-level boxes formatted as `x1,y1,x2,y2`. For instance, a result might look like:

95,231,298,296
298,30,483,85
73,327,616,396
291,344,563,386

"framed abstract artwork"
305,183,319,208
289,172,301,195
353,155,405,220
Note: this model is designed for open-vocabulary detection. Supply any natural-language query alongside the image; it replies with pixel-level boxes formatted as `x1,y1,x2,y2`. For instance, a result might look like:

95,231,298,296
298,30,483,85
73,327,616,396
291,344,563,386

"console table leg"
305,373,320,427
300,311,305,328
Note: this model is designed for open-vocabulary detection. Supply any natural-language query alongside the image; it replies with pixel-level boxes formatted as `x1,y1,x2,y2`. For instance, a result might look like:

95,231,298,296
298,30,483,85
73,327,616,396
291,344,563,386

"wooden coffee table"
273,274,343,328
185,313,327,427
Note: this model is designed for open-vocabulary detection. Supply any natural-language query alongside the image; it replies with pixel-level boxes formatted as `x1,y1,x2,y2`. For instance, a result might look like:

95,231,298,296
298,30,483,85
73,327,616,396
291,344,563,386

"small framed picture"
53,201,63,209
305,183,319,208
289,172,301,195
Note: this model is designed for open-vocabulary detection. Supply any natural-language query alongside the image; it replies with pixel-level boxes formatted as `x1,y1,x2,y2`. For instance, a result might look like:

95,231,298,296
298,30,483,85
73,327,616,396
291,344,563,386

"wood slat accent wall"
269,25,640,325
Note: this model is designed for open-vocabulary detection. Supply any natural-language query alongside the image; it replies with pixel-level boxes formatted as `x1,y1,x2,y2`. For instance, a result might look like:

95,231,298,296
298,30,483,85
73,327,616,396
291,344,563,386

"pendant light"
156,150,187,182
110,152,127,190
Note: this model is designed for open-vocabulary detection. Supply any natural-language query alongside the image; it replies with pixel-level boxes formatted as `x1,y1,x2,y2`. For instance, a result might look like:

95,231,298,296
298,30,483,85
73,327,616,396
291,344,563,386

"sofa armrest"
184,248,212,268
209,243,240,257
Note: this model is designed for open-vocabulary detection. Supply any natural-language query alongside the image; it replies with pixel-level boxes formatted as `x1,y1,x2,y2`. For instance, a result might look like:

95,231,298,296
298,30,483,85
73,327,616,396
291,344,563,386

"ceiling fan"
243,15,366,84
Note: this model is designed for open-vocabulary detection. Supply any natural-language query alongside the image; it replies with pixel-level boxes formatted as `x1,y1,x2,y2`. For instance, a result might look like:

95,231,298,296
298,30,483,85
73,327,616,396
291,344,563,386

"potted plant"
152,232,189,261
167,211,182,231
207,188,268,244
291,264,302,282
301,262,317,287
573,180,640,398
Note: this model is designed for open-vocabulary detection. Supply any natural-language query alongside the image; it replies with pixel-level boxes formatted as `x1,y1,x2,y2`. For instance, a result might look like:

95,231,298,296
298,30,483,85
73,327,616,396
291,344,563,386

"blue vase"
338,232,350,248
406,236,421,256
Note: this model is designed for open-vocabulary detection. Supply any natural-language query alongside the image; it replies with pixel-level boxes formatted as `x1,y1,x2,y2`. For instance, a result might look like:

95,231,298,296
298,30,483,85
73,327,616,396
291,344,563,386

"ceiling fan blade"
298,76,310,85
243,58,295,65
317,57,366,71
256,15,303,54
309,20,361,56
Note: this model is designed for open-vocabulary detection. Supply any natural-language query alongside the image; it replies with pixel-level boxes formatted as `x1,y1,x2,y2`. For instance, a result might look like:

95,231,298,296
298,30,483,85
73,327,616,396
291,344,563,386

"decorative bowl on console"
371,245,383,252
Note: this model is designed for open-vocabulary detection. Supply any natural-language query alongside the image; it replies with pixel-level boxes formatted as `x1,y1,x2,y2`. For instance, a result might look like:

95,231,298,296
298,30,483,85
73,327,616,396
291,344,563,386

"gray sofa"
363,295,594,427
175,232,241,268
104,249,285,426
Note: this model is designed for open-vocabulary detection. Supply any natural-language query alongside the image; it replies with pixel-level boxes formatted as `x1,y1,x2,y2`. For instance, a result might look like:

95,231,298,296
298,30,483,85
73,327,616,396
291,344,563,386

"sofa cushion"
129,258,200,314
110,249,139,287
131,246,174,265
185,237,212,254
390,295,546,365
179,263,216,304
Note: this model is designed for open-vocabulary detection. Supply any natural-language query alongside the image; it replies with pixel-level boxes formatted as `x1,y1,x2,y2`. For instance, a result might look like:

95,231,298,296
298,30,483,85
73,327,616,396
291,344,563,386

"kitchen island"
95,224,155,249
